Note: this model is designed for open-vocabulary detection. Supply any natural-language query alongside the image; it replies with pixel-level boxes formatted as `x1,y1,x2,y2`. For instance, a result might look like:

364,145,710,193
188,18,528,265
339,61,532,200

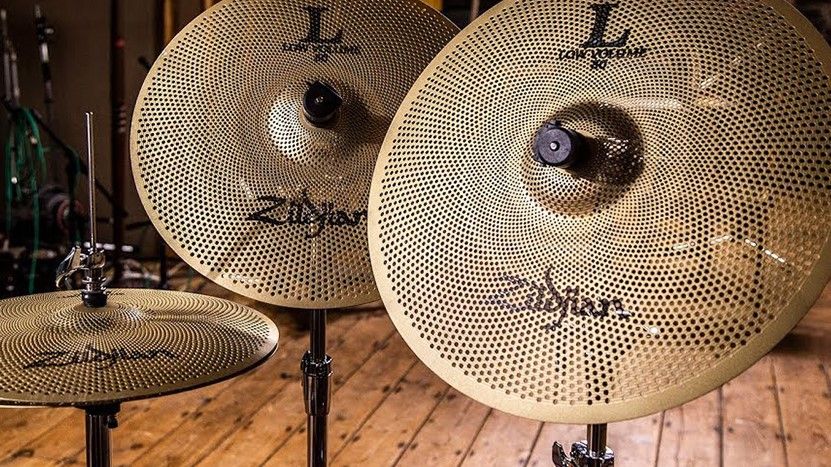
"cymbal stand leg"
84,404,120,467
302,309,332,467
552,424,614,467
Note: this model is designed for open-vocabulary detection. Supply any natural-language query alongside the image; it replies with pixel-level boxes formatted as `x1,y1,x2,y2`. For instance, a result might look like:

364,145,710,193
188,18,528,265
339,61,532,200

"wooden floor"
2,278,830,467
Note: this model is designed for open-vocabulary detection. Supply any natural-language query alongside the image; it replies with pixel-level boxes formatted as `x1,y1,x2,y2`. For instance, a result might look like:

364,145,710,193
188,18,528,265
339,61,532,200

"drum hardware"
553,424,614,467
130,2,458,465
84,404,120,467
533,121,586,169
302,81,342,126
0,112,278,467
297,80,340,465
34,4,55,123
56,113,106,307
369,0,831,463
11,100,128,228
302,309,332,466
1,9,20,107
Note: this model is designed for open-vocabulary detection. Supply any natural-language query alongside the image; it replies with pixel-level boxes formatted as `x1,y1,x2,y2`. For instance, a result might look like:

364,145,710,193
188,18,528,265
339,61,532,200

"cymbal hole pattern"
371,0,831,421
132,0,458,308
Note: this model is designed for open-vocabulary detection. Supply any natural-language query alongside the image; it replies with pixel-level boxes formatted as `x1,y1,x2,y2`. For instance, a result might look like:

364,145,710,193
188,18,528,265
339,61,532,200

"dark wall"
1,0,205,255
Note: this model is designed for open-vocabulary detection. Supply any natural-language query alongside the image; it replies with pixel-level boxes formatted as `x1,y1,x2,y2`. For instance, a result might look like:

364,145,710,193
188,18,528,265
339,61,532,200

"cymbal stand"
298,81,340,467
56,113,107,306
553,424,615,467
83,404,120,467
302,309,332,467
54,112,115,467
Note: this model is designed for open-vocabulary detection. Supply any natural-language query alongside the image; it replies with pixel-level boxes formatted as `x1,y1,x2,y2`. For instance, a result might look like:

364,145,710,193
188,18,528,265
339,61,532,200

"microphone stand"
34,5,55,123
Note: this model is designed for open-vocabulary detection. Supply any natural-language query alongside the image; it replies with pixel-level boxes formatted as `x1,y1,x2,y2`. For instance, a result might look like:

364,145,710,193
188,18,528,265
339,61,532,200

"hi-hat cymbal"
369,0,831,423
131,0,459,309
0,289,278,406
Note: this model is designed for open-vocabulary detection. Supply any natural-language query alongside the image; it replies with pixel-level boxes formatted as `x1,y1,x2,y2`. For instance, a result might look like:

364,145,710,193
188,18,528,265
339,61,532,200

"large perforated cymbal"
369,0,831,423
131,0,458,309
0,289,278,406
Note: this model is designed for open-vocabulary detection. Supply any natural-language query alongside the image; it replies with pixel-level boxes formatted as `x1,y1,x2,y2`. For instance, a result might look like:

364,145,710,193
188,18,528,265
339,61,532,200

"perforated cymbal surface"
0,289,278,406
131,0,458,309
369,0,831,423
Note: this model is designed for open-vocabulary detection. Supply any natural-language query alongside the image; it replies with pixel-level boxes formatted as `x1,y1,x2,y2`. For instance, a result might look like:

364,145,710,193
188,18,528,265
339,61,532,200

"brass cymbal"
0,289,278,406
369,0,831,423
131,0,459,309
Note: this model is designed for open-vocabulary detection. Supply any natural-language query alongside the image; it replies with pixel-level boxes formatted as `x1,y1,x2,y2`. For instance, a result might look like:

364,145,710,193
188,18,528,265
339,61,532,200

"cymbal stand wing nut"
554,441,614,467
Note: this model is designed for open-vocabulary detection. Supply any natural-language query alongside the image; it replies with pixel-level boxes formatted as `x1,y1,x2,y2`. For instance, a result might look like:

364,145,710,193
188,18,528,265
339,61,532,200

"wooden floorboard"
263,330,414,466
459,409,540,467
396,388,491,467
333,362,448,467
0,409,74,462
608,414,663,466
200,314,395,466
655,391,721,467
2,280,830,466
722,357,787,466
128,313,364,467
773,355,831,466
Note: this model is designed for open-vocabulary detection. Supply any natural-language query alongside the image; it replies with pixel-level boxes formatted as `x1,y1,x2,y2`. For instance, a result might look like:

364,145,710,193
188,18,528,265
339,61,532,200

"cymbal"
0,289,278,406
131,0,459,309
369,0,831,423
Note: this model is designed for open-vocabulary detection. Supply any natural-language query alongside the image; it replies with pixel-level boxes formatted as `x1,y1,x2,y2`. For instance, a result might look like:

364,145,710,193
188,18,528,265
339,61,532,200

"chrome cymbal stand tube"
55,112,117,467
81,112,107,307
302,309,332,467
299,82,340,467
56,113,108,305
81,113,115,467
553,424,614,467
84,404,120,467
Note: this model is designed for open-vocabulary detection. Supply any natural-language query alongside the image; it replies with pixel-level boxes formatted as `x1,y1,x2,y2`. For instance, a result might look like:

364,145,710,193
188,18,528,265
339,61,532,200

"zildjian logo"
489,266,631,330
247,190,367,239
23,344,178,370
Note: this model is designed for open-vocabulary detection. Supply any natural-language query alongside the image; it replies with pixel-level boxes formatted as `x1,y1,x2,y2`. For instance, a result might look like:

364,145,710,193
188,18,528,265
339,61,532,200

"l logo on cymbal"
282,5,360,61
300,6,343,44
557,2,648,70
583,3,630,48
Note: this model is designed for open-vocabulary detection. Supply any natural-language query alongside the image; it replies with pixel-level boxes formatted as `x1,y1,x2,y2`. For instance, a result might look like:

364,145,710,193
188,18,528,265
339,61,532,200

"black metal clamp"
553,424,615,467
301,351,332,417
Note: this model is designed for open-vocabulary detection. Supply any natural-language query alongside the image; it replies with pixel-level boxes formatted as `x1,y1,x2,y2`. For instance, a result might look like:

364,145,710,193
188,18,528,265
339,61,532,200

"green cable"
2,107,48,293
21,110,47,180
22,110,46,294
4,132,13,237
27,163,39,294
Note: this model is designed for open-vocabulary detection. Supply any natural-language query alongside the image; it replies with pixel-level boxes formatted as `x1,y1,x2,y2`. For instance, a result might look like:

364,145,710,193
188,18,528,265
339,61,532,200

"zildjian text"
489,266,631,330
24,344,178,370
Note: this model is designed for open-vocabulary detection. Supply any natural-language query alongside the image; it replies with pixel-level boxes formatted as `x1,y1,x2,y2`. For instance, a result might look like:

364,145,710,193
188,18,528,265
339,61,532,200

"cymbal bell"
0,289,278,407
131,0,459,309
369,0,831,423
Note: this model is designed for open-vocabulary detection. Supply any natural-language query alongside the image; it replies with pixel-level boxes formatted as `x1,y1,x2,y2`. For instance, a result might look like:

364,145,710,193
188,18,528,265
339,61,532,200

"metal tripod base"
302,309,332,467
84,404,120,467
553,424,614,467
